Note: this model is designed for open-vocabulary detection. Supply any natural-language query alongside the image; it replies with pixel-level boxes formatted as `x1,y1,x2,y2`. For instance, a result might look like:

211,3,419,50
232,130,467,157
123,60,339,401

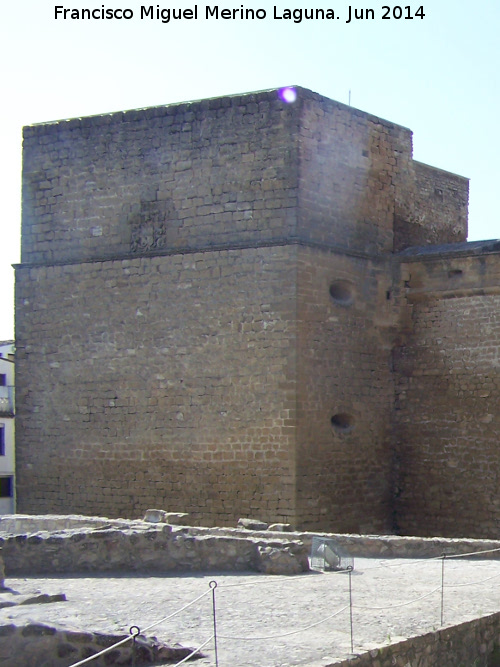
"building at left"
0,341,15,513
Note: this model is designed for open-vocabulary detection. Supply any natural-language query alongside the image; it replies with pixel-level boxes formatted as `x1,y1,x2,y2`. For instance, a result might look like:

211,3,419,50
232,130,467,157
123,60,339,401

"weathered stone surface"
143,510,189,524
142,509,166,523
164,512,190,525
256,544,303,575
268,523,292,532
237,518,269,531
0,623,202,667
0,592,68,610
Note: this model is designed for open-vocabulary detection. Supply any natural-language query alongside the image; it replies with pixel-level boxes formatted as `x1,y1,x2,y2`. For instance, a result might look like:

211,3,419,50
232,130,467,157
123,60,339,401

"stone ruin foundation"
2,513,500,665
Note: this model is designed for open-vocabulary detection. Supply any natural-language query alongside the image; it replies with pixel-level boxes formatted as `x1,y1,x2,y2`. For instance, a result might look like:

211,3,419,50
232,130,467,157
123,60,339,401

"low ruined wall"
0,622,197,667
2,515,500,578
0,522,309,576
300,532,500,560
200,527,500,560
0,514,112,534
331,610,500,667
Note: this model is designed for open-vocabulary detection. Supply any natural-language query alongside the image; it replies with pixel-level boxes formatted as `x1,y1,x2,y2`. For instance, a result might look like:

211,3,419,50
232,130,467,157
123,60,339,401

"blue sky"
1,0,499,339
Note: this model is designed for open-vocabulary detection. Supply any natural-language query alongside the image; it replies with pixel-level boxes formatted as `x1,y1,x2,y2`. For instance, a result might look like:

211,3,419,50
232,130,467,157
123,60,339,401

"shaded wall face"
394,255,500,538
394,162,469,250
15,247,297,524
298,97,413,255
21,91,300,266
297,99,469,255
295,247,396,532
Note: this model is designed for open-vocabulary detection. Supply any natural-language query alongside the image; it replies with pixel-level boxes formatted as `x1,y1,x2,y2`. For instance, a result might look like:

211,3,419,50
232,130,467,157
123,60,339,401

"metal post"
209,581,219,667
440,554,446,626
348,566,354,653
129,625,141,667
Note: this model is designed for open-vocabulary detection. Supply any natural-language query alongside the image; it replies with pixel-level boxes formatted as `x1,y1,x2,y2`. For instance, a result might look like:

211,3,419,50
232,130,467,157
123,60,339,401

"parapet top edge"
413,158,470,183
397,239,500,262
23,85,303,129
22,85,412,134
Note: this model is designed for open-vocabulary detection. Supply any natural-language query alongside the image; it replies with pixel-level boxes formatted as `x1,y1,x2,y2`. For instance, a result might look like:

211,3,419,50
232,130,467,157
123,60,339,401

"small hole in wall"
448,269,463,278
331,413,355,433
329,281,354,306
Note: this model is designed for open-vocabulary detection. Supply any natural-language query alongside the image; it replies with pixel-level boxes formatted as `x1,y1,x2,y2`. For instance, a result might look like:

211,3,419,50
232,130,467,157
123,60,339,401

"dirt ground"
2,556,500,666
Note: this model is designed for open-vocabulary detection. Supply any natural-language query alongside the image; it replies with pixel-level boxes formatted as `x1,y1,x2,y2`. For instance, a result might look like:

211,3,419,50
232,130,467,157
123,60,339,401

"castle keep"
16,87,499,538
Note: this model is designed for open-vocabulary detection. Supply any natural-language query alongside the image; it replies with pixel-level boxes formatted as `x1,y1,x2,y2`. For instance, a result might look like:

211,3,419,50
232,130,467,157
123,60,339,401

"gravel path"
2,556,500,666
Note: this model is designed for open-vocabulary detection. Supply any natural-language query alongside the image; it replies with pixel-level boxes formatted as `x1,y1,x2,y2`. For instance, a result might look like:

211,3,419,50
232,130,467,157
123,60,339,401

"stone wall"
4,516,500,575
16,87,474,533
295,247,396,532
0,622,196,667
15,246,297,523
394,246,500,538
0,521,309,576
330,611,500,667
393,161,469,252
0,514,111,533
297,94,411,254
21,91,300,266
21,88,466,266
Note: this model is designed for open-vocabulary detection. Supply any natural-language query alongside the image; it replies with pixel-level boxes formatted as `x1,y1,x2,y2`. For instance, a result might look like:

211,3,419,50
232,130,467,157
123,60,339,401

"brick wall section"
295,246,396,532
394,250,500,538
15,247,297,522
21,91,300,266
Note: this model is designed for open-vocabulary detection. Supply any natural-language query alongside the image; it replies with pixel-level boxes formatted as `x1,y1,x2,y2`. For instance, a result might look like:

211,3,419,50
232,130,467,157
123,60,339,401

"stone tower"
17,87,488,537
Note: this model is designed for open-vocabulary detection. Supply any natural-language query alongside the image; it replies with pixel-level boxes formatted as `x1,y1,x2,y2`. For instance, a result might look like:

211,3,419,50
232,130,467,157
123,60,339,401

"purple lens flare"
278,87,297,103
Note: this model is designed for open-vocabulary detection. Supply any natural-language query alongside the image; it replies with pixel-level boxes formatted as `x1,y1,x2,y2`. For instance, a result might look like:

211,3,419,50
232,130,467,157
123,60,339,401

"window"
0,375,6,387
0,426,4,456
0,477,13,498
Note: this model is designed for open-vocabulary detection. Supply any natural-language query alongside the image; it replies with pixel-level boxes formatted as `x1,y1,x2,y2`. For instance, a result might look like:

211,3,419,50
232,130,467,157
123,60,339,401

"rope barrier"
444,570,500,588
216,570,322,589
354,586,442,611
67,587,212,667
68,633,135,667
218,604,350,641
375,557,443,569
66,542,500,667
140,587,212,634
444,546,500,559
172,634,215,667
376,544,500,568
